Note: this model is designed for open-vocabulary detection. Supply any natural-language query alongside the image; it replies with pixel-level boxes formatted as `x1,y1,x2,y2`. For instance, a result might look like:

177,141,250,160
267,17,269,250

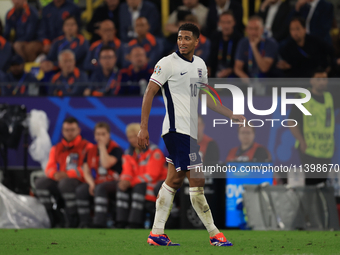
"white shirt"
264,1,282,38
128,2,142,38
306,0,320,34
216,0,231,16
150,52,208,140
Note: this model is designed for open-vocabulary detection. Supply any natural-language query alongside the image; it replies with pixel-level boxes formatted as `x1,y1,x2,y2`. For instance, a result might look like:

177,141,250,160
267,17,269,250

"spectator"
118,46,153,95
234,16,278,79
116,123,167,228
166,0,208,34
2,55,38,96
50,50,88,96
0,36,12,71
288,68,340,185
41,16,89,73
294,0,334,45
226,125,271,162
205,0,244,38
258,0,291,42
197,116,220,165
87,46,120,96
76,122,123,228
119,0,161,42
39,0,81,54
179,15,210,63
277,17,334,77
35,117,93,227
208,11,243,78
84,20,121,71
5,0,41,62
87,0,121,43
123,17,162,68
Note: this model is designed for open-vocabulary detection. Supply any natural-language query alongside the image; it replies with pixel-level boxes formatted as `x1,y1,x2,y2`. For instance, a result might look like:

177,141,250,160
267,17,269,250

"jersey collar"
175,50,194,63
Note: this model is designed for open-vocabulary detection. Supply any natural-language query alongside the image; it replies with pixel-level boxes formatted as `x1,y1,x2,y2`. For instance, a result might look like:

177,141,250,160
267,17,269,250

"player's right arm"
138,57,172,149
138,81,160,149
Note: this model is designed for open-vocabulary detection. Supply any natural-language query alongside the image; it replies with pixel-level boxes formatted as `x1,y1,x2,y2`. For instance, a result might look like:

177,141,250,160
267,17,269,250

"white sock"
189,187,219,237
151,182,176,235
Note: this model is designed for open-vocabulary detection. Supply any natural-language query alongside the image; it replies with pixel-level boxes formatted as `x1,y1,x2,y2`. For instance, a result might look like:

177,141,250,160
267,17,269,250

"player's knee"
166,178,183,190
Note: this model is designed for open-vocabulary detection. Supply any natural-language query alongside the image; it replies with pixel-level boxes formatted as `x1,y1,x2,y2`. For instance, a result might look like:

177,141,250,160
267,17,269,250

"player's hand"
231,115,246,127
137,128,149,150
54,172,68,181
300,140,307,154
118,180,131,191
89,183,95,196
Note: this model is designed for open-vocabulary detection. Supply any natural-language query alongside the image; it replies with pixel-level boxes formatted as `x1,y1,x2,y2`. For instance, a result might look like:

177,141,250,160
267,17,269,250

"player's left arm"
200,87,246,124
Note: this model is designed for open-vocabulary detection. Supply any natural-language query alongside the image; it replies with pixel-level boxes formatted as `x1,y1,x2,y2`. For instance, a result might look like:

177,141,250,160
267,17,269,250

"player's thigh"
186,169,205,187
164,163,186,190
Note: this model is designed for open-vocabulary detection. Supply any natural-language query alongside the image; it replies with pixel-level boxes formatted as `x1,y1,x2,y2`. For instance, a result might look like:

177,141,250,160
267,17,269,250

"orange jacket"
45,135,93,181
121,144,167,201
86,140,123,184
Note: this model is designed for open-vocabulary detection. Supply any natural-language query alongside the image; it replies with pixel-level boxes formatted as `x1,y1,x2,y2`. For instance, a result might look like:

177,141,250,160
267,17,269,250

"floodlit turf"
0,229,340,255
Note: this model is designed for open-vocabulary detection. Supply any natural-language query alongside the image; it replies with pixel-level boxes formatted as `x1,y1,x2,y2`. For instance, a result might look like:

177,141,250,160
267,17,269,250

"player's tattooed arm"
138,81,161,149
200,88,246,126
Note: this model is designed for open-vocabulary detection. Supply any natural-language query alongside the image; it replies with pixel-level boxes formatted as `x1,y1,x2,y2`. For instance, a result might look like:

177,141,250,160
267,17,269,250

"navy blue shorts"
163,132,202,172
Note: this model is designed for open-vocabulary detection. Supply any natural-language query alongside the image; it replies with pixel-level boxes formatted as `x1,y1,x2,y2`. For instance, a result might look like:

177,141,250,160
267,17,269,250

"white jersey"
150,51,208,140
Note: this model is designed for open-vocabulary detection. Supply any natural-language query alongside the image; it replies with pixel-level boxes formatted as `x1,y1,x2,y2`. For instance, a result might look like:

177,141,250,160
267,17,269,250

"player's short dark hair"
220,10,235,20
63,15,77,26
310,67,327,77
95,122,110,133
178,23,200,39
99,46,116,57
290,17,306,28
63,117,79,125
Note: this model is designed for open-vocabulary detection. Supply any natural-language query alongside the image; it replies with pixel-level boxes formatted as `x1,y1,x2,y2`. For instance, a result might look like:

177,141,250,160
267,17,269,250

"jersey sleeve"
149,57,172,87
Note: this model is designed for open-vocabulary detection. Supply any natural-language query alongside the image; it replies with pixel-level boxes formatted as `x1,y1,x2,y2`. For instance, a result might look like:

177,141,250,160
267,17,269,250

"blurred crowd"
0,0,339,96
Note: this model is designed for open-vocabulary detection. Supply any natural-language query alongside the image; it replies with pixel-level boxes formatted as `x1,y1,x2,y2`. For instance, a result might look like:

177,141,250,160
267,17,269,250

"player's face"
95,128,110,145
238,127,255,146
59,52,76,74
246,20,263,41
99,50,116,71
177,30,198,56
290,21,306,43
62,122,80,142
127,131,139,148
310,72,328,92
218,14,235,36
63,18,78,36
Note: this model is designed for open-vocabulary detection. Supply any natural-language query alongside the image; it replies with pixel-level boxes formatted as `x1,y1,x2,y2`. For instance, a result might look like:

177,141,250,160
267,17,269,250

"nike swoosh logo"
180,72,187,75
203,209,210,213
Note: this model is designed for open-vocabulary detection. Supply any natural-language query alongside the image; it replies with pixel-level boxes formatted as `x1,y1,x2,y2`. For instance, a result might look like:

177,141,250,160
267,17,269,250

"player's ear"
194,37,199,47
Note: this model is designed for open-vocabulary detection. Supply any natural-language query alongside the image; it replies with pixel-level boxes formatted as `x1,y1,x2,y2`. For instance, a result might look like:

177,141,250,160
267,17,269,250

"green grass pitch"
1,229,340,255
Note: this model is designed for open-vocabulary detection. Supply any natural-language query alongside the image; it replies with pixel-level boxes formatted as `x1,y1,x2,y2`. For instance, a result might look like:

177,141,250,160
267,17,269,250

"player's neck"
181,52,194,62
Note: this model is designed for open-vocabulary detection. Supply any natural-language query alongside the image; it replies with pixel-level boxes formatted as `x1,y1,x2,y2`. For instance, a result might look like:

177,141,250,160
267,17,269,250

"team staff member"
116,123,167,228
35,117,93,227
288,68,340,185
76,122,123,228
41,16,89,73
226,124,271,162
4,0,41,62
50,50,88,96
2,55,38,96
39,0,81,54
87,46,120,96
